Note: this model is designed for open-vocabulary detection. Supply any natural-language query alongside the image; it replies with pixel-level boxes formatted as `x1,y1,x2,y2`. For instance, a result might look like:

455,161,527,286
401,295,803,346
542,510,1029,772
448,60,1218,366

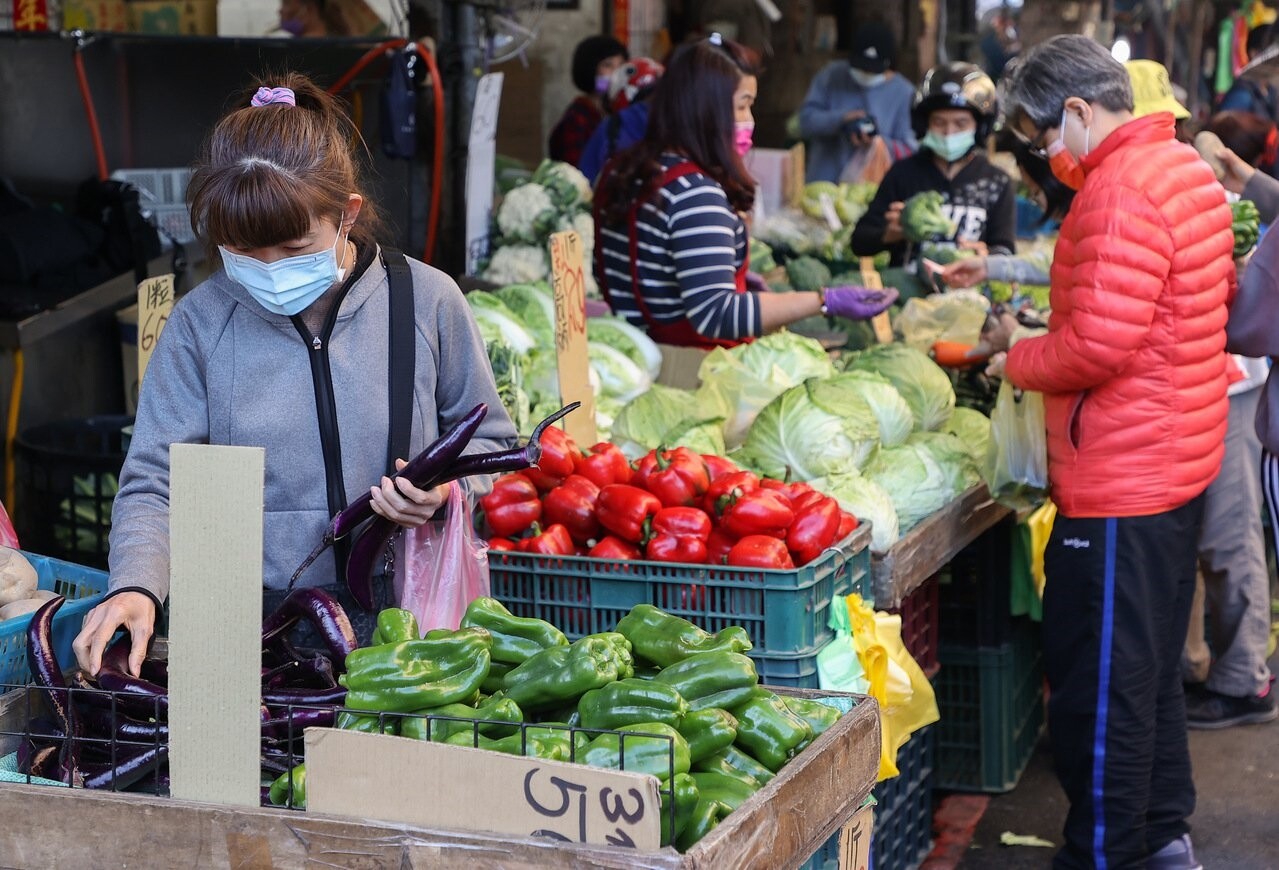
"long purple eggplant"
343,401,582,610
80,742,168,791
261,685,347,707
287,402,492,590
27,597,76,739
18,742,60,780
94,669,169,717
80,707,168,745
261,588,357,666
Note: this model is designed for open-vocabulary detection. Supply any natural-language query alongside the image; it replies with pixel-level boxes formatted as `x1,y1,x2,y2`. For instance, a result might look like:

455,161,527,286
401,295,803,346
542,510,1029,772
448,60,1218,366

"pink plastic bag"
394,480,490,633
0,500,19,549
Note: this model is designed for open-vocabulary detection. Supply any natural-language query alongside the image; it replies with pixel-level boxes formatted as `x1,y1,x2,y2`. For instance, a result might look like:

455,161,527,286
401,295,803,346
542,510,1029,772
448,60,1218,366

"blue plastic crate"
0,552,109,690
490,525,872,655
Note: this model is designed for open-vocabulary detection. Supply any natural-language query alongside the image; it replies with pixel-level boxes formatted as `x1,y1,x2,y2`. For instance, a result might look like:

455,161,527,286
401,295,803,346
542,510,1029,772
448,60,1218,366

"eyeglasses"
1010,125,1050,159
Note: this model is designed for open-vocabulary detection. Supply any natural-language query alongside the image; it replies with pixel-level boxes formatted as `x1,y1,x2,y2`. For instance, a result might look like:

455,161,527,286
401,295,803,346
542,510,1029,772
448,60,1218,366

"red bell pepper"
837,510,860,540
786,494,841,566
523,426,580,492
791,488,827,513
644,506,712,564
706,528,737,565
635,447,711,508
759,478,790,497
488,537,518,552
596,485,663,543
542,474,602,545
479,473,542,538
784,481,817,504
702,470,761,515
701,453,740,483
726,535,795,569
588,536,642,560
575,442,633,489
719,490,795,540
519,523,575,555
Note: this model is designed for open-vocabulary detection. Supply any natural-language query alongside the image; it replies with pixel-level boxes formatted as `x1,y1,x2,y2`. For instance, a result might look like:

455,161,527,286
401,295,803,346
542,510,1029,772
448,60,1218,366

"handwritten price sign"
138,274,175,389
549,230,597,445
523,767,655,847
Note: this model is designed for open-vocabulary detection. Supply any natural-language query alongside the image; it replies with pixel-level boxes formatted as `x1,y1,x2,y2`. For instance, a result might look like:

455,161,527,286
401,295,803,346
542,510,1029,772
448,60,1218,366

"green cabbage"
843,343,956,431
737,378,880,482
816,371,914,448
696,331,837,448
907,432,981,495
862,442,959,532
587,316,663,380
941,407,992,469
664,416,728,457
588,341,652,404
811,473,900,552
467,293,537,356
494,282,556,343
612,384,702,459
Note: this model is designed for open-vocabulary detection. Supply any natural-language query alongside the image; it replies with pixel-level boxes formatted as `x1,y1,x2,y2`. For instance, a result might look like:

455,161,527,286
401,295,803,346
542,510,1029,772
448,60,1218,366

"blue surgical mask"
922,130,977,163
220,228,348,317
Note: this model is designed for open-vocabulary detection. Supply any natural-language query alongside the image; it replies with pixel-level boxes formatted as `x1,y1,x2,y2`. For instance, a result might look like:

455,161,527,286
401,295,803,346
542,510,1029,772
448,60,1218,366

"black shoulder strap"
383,248,415,476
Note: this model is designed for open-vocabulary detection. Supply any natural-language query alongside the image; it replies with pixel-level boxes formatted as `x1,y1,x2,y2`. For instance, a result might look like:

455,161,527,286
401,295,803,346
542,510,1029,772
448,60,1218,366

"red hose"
327,39,445,264
73,47,109,182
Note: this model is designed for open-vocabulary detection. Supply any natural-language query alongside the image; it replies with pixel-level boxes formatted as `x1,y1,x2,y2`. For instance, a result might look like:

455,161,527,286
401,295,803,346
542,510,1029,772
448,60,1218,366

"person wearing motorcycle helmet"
579,58,665,184
851,61,1017,270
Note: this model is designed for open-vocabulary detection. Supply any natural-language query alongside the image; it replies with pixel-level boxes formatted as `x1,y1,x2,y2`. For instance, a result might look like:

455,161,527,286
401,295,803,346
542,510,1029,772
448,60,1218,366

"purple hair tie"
251,86,296,108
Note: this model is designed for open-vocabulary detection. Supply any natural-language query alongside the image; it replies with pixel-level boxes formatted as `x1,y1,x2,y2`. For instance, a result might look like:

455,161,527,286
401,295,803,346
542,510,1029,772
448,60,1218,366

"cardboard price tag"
548,230,598,445
138,273,174,386
858,257,894,345
305,729,662,850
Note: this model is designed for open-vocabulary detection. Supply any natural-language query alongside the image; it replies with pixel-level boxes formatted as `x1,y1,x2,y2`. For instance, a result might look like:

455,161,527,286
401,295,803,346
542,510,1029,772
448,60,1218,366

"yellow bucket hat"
1126,59,1191,119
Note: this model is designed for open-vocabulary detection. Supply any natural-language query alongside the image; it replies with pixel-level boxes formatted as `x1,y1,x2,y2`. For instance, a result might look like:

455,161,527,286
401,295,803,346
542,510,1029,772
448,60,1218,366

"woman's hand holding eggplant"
73,591,156,677
369,458,449,528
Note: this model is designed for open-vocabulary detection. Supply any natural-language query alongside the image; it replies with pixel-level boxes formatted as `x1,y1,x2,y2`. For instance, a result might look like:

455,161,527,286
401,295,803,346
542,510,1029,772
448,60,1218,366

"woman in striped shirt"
593,35,897,349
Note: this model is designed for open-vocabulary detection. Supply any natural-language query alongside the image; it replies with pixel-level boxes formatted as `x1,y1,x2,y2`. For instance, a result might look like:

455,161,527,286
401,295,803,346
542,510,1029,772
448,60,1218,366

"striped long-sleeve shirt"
597,155,762,340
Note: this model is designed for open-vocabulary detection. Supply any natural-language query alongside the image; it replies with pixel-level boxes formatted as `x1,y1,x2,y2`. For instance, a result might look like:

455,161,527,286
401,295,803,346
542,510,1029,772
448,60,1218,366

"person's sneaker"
1147,834,1204,870
1185,683,1279,730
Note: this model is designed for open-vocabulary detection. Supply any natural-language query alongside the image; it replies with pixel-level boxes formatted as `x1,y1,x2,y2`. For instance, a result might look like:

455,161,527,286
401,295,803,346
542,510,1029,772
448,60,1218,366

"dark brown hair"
1206,110,1277,168
188,71,386,262
597,36,759,223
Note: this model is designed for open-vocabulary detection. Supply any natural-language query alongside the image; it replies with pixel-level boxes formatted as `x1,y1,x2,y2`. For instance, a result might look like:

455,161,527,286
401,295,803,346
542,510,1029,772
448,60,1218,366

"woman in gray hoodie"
73,73,517,675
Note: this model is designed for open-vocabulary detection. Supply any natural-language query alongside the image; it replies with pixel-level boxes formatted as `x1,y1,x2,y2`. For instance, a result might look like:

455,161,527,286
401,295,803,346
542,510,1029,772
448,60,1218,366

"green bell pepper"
615,605,752,668
660,772,700,847
582,631,635,678
695,746,772,787
460,597,568,664
372,608,420,645
401,694,523,742
444,731,567,761
502,636,622,713
578,678,689,731
339,628,493,713
581,721,691,780
335,710,401,735
653,651,759,712
782,696,841,743
268,763,307,809
690,770,758,812
675,797,731,852
482,659,516,694
731,692,813,771
678,708,738,764
524,722,591,761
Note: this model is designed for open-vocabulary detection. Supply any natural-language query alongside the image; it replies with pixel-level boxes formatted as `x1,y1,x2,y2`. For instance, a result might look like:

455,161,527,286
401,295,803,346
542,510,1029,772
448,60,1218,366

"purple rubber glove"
822,285,900,320
744,271,770,293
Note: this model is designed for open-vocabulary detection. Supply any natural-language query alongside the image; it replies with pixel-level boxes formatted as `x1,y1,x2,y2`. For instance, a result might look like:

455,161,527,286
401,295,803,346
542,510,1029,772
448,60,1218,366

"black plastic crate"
938,517,1017,648
14,415,132,570
934,617,1044,793
886,573,940,674
871,723,935,870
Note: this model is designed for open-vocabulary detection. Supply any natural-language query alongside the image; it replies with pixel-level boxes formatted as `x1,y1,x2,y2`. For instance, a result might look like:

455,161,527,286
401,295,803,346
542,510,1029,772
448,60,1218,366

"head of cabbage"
810,473,900,553
843,344,956,432
814,371,914,448
737,377,880,482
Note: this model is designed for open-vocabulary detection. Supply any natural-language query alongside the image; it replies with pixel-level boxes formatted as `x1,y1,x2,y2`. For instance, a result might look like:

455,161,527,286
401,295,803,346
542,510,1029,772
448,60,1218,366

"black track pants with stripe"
1043,495,1205,870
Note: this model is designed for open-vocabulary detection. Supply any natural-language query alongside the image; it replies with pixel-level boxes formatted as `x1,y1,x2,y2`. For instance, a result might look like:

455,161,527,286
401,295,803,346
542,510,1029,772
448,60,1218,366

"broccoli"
801,181,842,221
1232,199,1261,258
901,190,958,243
785,256,833,293
918,242,977,266
872,251,891,270
749,238,777,273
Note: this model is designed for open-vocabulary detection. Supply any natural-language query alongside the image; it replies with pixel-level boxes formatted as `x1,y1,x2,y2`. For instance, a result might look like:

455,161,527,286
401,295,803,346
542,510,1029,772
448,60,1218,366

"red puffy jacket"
1005,113,1234,518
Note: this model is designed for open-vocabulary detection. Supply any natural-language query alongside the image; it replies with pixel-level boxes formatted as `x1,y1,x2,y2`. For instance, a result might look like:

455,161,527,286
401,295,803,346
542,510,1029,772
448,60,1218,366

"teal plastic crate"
0,552,109,690
753,649,821,688
490,525,872,654
934,617,1044,793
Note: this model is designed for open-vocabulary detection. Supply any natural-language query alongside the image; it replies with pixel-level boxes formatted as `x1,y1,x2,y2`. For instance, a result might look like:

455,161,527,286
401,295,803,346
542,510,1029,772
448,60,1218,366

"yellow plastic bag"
1027,499,1057,600
845,594,940,781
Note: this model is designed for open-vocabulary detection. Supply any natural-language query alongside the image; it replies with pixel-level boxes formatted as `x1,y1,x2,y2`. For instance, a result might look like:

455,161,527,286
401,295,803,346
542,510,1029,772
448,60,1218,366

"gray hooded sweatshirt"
108,250,518,605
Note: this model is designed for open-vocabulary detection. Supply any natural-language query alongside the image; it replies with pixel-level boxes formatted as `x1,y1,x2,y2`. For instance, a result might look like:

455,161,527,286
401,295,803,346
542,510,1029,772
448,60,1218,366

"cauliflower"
496,183,558,243
482,244,550,285
557,210,595,259
533,159,593,210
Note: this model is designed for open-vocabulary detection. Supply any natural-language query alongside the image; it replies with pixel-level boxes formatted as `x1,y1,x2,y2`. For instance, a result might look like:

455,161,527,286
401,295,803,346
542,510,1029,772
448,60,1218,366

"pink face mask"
734,121,755,157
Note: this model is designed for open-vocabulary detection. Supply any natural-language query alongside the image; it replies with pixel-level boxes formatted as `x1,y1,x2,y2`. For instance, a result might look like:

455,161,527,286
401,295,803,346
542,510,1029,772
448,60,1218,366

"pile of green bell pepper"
339,627,493,714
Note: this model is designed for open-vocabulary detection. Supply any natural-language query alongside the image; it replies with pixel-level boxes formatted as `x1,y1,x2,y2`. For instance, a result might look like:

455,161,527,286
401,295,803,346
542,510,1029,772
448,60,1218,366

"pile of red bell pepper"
480,428,859,570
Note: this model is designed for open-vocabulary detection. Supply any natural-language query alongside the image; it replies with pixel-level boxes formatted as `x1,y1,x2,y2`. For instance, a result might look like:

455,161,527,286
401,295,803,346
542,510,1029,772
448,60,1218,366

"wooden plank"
871,484,1013,608
169,444,264,807
0,689,878,870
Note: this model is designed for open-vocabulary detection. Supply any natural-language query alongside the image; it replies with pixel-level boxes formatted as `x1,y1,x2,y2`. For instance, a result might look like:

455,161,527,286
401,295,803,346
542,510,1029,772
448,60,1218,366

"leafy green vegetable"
749,238,777,274
737,378,880,481
843,343,956,432
467,293,538,356
907,431,981,494
612,384,703,459
862,443,957,532
487,341,532,434
918,243,976,266
810,473,900,552
587,316,663,380
664,416,728,457
494,283,555,344
785,256,833,293
531,159,593,211
587,341,653,404
819,371,914,447
940,407,992,469
901,190,957,242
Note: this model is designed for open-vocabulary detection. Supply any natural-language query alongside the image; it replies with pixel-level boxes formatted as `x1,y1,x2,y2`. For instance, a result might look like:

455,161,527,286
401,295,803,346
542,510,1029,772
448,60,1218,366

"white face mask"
850,68,887,89
220,227,349,317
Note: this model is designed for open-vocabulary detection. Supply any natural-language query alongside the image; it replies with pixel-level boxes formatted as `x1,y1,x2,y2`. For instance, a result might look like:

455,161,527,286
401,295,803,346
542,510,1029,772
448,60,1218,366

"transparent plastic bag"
838,136,893,186
982,379,1049,510
394,481,490,633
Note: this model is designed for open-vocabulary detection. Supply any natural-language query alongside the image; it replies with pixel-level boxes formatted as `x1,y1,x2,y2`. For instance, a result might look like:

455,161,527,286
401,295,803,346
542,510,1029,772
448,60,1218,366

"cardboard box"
64,0,128,30
747,144,805,221
127,0,216,35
